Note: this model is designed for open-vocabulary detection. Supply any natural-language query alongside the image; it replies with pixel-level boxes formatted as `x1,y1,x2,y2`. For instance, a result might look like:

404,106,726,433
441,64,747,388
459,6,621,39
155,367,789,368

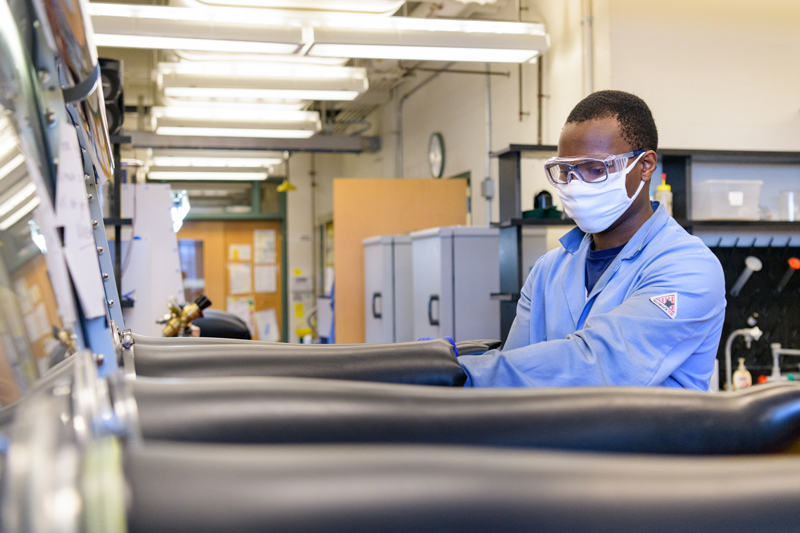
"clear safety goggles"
544,149,646,188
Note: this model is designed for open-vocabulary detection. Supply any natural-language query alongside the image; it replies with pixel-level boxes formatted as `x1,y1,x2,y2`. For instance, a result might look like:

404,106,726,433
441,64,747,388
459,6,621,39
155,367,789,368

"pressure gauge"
428,132,445,178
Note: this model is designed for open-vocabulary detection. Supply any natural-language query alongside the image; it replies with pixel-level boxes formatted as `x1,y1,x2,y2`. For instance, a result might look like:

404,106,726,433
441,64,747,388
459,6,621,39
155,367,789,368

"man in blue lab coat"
459,90,726,390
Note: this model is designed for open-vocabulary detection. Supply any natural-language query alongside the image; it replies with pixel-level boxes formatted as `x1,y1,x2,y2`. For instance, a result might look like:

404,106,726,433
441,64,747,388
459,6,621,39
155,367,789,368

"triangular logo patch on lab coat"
650,292,677,319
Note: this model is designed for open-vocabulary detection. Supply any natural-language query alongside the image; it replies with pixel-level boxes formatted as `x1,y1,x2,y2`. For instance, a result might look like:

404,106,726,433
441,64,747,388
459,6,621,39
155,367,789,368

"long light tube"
308,45,539,63
155,118,318,134
0,182,36,218
151,149,284,167
162,87,359,101
157,61,366,80
151,106,320,123
152,156,283,167
154,126,315,138
0,154,25,181
0,197,40,230
160,96,308,111
185,0,404,15
93,34,298,54
173,51,348,65
148,171,267,181
158,68,368,101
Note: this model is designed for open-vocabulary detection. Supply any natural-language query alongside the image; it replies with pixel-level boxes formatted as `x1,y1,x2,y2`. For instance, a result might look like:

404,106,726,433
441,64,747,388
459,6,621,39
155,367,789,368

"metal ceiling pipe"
537,55,544,144
395,62,455,178
582,0,594,96
484,62,493,226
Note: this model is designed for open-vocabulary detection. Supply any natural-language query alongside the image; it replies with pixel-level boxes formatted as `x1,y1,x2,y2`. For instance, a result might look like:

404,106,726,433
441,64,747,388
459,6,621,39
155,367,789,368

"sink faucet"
724,326,762,391
769,343,800,381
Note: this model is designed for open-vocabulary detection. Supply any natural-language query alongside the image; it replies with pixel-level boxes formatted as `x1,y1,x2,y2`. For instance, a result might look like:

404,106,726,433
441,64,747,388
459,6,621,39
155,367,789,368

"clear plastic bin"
692,180,763,220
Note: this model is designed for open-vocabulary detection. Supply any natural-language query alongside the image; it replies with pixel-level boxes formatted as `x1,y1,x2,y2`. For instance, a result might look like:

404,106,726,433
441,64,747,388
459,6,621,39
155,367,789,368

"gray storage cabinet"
411,227,500,342
363,235,413,343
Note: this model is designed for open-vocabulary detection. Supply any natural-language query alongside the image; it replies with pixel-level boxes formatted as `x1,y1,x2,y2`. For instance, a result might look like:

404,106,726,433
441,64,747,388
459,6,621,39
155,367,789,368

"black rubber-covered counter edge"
125,442,800,533
132,378,800,455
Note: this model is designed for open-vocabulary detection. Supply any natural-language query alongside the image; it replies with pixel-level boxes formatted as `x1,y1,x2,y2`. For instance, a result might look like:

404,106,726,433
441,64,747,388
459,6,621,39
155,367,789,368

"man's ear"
640,150,658,183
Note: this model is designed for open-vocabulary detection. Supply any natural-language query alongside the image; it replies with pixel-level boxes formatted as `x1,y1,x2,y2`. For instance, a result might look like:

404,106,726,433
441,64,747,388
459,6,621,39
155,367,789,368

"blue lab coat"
459,202,726,390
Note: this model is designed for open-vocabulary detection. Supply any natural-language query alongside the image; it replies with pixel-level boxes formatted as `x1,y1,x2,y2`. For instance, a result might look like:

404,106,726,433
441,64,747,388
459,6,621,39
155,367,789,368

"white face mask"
555,153,645,234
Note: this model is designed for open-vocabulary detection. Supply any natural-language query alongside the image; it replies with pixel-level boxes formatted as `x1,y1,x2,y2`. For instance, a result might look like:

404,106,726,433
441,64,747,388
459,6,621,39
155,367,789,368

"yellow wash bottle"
655,173,673,216
733,358,752,390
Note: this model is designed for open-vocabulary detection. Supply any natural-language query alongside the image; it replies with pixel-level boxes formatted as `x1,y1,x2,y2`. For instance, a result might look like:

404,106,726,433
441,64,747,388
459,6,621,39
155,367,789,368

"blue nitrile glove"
417,336,458,357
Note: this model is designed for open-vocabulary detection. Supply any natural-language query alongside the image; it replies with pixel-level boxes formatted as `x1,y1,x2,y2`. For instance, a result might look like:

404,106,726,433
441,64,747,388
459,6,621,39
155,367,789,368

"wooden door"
178,220,284,341
334,178,468,343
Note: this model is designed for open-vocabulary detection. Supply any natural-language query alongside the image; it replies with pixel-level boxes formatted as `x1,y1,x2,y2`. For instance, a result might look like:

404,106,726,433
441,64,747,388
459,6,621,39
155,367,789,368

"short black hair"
565,90,658,152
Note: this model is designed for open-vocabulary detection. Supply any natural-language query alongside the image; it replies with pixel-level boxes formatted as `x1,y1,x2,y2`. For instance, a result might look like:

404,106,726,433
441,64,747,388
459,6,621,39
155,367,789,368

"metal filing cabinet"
363,235,413,343
411,226,500,342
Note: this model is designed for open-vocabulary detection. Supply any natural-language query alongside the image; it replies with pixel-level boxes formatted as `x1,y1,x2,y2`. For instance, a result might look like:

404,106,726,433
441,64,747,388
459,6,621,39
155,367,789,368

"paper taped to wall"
254,265,277,293
229,244,252,261
226,296,255,336
254,229,276,264
254,308,280,341
55,122,106,318
228,263,252,295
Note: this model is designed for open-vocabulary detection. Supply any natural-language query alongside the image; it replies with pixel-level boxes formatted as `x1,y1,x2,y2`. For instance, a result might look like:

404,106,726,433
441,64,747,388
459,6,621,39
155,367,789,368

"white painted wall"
606,0,800,151
284,0,800,340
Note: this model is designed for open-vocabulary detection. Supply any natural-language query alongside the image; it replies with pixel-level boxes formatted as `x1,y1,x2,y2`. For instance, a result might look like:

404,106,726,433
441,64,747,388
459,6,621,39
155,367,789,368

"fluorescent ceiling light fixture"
152,157,284,167
152,107,320,124
151,149,285,167
94,34,298,54
0,182,36,218
173,50,348,65
152,148,284,158
156,117,319,134
89,3,545,35
162,87,359,101
158,62,366,81
149,171,268,181
155,126,315,138
0,154,25,181
186,0,404,15
89,4,549,63
160,96,308,111
308,45,540,63
0,197,40,231
158,69,368,101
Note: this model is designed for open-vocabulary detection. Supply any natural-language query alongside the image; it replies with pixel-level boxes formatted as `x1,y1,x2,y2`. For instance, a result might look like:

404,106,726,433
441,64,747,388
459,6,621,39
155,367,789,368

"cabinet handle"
372,292,382,318
428,295,440,326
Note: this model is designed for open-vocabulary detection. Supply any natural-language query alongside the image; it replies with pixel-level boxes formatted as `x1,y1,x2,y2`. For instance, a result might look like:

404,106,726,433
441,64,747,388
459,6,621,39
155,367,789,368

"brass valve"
160,295,212,337
53,326,78,355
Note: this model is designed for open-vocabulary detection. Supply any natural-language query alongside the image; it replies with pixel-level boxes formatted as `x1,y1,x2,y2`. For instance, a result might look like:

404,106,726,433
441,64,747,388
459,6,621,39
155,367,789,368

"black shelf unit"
494,144,800,339
109,135,134,308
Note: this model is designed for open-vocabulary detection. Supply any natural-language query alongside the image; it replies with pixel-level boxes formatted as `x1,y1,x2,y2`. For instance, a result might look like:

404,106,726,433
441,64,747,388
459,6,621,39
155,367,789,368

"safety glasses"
544,150,645,188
